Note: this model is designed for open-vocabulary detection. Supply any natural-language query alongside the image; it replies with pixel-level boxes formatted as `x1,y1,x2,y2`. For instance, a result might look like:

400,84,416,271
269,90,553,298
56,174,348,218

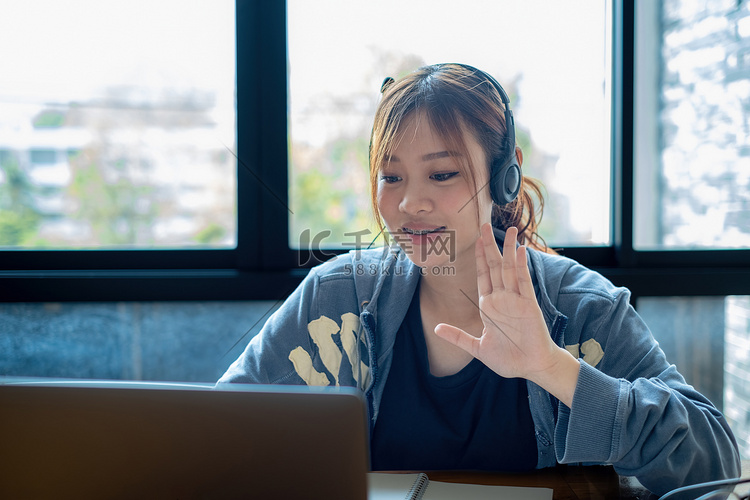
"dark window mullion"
235,0,264,271
612,0,636,269
258,0,294,270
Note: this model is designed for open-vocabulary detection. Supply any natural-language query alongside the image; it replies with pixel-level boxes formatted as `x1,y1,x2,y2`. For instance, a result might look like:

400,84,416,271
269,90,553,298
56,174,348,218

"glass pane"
0,0,236,249
634,2,750,249
288,0,612,250
637,295,750,459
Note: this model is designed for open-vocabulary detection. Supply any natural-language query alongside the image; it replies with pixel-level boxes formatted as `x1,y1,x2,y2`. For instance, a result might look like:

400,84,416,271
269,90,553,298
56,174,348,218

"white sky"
0,0,609,158
0,0,234,107
288,0,611,154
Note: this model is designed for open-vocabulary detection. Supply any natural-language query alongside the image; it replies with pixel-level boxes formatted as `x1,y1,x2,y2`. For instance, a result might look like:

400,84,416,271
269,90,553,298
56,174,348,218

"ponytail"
492,176,553,254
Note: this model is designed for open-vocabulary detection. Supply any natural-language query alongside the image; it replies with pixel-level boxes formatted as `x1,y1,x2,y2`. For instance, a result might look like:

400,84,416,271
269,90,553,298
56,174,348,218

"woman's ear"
515,146,524,168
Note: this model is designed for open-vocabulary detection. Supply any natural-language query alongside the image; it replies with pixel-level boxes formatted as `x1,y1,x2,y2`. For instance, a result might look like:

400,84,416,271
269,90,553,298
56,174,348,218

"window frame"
1,0,748,303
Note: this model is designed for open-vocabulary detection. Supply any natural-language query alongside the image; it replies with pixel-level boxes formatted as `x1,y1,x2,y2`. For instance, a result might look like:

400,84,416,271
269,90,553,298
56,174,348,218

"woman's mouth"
402,226,446,235
398,226,447,246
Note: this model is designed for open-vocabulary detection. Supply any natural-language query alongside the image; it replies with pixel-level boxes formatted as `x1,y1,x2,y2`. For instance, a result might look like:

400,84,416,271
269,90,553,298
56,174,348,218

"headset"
380,63,521,206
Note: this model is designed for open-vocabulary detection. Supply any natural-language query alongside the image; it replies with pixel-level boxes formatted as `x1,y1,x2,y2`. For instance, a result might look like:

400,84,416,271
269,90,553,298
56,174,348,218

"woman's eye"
380,175,400,183
431,172,459,182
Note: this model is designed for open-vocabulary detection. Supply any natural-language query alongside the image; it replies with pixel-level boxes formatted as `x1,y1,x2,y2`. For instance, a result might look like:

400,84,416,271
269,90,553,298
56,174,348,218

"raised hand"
434,223,579,406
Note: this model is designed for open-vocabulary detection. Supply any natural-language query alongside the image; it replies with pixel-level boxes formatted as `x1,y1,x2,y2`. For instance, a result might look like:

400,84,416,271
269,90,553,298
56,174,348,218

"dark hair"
369,63,550,252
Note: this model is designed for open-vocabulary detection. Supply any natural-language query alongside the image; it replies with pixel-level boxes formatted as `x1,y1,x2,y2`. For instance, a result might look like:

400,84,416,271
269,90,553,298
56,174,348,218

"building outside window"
0,0,236,250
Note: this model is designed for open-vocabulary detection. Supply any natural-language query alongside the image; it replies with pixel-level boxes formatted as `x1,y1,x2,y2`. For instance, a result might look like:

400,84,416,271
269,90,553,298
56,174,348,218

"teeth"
404,227,443,235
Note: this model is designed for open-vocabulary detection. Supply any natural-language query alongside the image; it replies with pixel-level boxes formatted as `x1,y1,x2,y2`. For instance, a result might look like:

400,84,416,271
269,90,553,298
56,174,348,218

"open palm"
435,224,559,381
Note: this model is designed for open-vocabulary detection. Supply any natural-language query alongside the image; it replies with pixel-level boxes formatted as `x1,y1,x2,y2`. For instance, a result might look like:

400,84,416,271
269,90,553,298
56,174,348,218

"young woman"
219,63,740,495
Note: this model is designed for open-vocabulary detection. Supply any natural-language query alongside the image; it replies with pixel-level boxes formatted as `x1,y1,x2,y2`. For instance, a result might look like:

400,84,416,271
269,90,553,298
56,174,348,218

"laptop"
0,379,370,499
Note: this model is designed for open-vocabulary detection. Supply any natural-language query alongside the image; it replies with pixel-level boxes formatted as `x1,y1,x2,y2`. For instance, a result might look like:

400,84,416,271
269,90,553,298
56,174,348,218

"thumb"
434,323,480,358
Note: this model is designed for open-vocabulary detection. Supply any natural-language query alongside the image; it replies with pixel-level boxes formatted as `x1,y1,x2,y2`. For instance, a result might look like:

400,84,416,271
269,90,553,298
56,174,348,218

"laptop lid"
0,379,370,499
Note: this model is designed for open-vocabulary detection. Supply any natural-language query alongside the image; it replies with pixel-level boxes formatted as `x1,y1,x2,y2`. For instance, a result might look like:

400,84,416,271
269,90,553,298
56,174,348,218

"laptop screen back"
0,381,370,499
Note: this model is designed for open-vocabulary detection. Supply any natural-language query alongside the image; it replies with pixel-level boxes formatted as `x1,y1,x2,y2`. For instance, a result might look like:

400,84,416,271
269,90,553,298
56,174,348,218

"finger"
516,245,536,299
433,323,480,358
481,223,505,291
475,233,492,297
502,227,521,294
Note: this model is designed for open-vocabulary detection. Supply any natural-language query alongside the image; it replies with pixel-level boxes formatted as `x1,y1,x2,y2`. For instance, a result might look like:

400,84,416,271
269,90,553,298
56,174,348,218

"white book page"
368,473,553,500
369,473,426,500
422,479,553,500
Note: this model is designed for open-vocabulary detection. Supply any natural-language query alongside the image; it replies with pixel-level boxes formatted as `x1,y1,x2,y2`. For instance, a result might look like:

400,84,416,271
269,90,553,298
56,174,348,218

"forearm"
556,362,741,495
526,346,580,408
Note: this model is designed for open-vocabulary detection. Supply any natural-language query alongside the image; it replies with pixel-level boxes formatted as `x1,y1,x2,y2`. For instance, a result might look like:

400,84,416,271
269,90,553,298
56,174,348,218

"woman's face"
376,111,493,272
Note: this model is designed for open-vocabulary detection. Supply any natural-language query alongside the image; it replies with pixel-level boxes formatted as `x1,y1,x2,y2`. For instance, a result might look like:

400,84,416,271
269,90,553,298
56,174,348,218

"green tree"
59,86,223,248
194,222,226,245
66,149,157,247
0,154,41,246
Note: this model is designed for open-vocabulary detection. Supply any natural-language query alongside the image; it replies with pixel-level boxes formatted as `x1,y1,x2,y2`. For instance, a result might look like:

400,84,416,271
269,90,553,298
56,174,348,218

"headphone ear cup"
490,156,521,205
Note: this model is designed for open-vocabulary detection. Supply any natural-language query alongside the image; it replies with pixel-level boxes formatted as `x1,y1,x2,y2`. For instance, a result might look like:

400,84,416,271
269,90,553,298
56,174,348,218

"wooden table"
423,460,750,500
425,464,656,500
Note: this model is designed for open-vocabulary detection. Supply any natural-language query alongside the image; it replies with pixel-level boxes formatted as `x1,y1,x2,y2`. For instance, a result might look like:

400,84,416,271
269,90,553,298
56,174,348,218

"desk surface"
422,460,750,500
424,465,654,500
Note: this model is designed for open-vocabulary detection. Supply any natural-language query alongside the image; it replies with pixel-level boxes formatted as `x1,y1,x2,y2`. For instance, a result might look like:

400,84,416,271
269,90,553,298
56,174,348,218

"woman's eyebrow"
421,151,461,161
385,151,461,163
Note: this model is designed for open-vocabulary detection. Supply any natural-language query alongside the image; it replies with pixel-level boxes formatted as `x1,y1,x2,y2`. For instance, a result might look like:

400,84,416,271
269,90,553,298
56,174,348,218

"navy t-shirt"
370,286,538,472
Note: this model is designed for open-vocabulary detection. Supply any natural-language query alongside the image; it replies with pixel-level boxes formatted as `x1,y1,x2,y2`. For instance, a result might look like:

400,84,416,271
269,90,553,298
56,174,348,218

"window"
628,0,750,461
287,0,613,252
1,0,748,304
0,0,236,251
633,0,750,250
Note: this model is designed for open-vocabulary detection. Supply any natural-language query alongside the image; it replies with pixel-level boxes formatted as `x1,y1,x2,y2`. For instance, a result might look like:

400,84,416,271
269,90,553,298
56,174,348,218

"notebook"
0,379,370,499
368,473,553,500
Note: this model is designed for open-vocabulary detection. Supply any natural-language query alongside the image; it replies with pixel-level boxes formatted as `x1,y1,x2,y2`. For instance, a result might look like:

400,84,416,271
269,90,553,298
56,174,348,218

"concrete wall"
0,301,278,383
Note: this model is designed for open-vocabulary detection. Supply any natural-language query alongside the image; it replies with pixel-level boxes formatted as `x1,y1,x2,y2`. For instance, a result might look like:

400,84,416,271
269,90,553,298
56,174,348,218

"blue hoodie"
218,233,741,495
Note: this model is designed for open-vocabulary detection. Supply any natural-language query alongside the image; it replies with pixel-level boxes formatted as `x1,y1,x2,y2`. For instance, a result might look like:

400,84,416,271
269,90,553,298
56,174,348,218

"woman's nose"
399,182,432,214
